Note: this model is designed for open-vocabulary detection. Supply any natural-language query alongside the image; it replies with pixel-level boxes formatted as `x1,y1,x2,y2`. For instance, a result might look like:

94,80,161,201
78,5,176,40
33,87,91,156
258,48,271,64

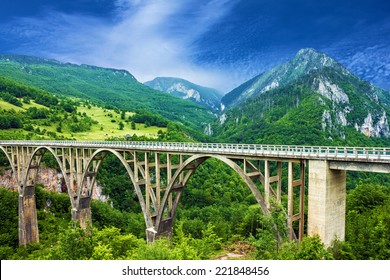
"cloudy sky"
0,0,389,92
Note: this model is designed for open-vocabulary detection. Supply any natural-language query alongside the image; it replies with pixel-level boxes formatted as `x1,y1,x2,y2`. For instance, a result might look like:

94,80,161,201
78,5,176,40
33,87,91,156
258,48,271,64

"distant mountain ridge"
0,54,216,132
214,48,390,145
222,48,390,108
145,77,223,111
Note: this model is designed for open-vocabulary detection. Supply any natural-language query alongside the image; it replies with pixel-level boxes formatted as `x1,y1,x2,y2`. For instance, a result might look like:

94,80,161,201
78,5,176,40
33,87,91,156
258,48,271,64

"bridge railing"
0,140,389,161
117,141,389,159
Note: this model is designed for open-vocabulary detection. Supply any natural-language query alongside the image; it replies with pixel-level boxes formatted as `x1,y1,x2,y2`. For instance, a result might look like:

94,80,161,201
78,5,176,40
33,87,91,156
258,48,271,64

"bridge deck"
1,140,389,164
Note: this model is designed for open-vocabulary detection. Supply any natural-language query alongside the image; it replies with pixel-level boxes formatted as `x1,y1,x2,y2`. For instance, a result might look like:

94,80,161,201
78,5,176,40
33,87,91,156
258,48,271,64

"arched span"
155,154,269,232
23,146,70,195
80,149,150,228
0,146,16,177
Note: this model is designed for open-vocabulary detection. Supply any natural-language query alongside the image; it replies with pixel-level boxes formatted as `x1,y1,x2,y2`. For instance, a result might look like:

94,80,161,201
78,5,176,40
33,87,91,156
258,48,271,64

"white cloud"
2,0,239,92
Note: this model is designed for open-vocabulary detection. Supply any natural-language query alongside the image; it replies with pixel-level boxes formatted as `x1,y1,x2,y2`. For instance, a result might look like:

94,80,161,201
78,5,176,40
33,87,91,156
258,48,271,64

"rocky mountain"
214,48,390,145
145,77,223,112
222,48,390,108
0,54,216,132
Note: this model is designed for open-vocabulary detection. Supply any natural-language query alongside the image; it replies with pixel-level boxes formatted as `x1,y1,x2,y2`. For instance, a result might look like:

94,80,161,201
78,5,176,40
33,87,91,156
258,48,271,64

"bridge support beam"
287,161,305,241
18,186,39,246
308,160,346,247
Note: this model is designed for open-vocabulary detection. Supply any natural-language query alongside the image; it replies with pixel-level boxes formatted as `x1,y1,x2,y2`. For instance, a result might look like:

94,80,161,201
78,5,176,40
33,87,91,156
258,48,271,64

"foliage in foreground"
1,180,389,260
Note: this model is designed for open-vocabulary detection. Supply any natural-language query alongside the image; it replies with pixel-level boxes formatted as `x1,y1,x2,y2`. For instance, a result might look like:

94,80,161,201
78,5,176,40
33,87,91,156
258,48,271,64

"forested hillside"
214,49,390,147
0,76,204,141
0,55,216,132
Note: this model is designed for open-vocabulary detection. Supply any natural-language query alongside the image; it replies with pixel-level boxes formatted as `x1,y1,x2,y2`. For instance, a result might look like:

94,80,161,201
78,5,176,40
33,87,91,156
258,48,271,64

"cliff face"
0,168,108,201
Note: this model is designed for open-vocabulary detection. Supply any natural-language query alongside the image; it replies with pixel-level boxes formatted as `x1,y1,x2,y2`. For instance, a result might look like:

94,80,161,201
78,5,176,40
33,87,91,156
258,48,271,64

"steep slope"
222,48,390,108
0,76,169,141
215,49,390,146
144,77,223,111
0,54,216,132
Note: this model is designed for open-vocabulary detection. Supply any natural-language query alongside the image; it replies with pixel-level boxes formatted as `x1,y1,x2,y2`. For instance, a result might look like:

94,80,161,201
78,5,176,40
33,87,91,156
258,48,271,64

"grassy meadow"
0,98,166,140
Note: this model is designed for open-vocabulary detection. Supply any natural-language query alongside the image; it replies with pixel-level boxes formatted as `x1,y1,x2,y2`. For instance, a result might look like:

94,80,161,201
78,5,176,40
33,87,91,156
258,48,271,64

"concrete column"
308,160,346,247
264,160,270,209
72,197,92,229
276,161,282,203
155,153,161,208
18,186,39,246
287,162,294,240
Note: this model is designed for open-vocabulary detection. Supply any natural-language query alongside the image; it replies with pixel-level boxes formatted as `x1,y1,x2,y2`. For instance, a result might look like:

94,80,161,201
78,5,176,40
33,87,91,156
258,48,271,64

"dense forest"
0,172,389,260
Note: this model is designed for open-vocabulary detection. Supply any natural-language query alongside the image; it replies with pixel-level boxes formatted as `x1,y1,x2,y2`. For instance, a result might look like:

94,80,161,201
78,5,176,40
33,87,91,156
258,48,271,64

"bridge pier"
71,197,92,229
308,160,346,247
18,186,39,246
147,218,174,243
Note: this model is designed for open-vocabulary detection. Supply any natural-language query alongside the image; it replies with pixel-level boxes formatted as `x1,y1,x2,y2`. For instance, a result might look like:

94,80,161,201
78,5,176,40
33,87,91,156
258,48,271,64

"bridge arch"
19,146,73,245
0,146,16,178
155,154,269,236
23,146,70,195
79,149,150,228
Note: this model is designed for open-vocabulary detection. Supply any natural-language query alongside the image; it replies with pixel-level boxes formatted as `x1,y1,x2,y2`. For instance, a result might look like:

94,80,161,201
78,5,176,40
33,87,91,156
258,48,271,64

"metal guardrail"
0,140,389,162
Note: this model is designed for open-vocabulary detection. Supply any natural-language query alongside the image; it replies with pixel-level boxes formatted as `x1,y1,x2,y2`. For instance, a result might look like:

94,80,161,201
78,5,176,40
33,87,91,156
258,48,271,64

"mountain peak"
296,47,321,56
295,48,325,62
222,48,345,108
144,77,223,112
293,48,336,68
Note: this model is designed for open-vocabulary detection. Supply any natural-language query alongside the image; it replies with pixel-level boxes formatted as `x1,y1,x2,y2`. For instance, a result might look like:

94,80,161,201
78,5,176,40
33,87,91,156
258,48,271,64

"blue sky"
0,0,389,92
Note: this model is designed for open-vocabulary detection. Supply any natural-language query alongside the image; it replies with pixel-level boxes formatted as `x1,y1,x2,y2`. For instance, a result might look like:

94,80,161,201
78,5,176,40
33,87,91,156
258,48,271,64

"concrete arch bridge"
0,140,388,247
